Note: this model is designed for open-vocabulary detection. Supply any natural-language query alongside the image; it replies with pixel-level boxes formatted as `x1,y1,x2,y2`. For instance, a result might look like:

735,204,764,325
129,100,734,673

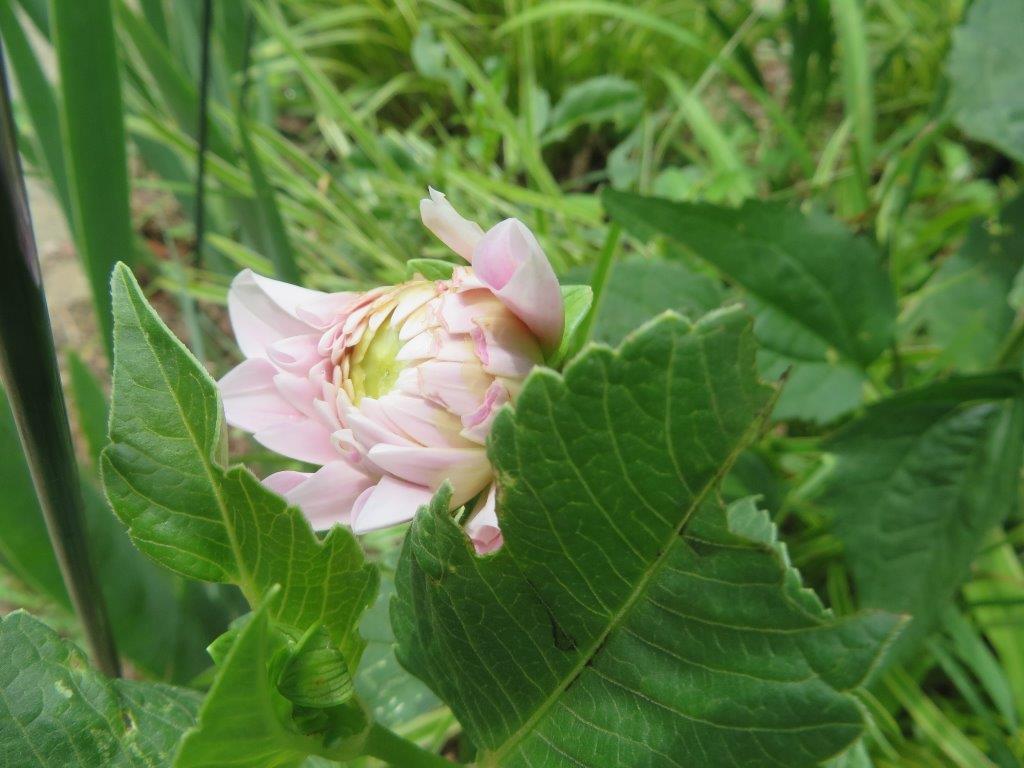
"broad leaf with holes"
101,264,377,662
0,611,199,767
393,311,902,767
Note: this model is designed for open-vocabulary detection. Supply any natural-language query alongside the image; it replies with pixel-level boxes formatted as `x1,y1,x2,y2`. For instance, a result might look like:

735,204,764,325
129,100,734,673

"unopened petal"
420,187,484,262
472,219,564,350
466,485,502,554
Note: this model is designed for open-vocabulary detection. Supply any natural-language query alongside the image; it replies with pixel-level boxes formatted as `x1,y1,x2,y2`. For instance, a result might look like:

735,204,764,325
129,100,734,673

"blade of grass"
50,0,135,357
236,10,300,284
251,1,404,180
0,53,119,677
660,70,755,201
886,668,998,768
0,1,71,219
138,0,168,46
830,0,873,204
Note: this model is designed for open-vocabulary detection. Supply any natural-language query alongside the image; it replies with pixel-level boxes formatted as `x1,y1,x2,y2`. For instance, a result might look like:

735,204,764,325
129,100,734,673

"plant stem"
0,53,120,677
577,223,621,344
363,722,455,768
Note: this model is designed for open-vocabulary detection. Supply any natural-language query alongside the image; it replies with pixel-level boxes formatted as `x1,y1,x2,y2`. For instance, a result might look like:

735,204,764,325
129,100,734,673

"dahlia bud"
218,189,563,553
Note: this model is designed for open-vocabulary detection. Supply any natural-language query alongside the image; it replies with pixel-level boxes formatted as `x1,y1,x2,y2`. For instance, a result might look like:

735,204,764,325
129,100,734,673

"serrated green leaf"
393,310,901,767
101,264,377,663
0,385,228,683
0,611,200,767
947,0,1024,162
604,191,896,367
825,374,1024,656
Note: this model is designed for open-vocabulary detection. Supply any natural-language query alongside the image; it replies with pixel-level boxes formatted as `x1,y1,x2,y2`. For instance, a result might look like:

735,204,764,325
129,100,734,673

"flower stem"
578,223,621,344
363,722,455,768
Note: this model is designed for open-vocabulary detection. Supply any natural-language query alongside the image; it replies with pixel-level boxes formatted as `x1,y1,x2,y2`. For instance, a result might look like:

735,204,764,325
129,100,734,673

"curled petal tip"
420,187,484,263
472,219,564,351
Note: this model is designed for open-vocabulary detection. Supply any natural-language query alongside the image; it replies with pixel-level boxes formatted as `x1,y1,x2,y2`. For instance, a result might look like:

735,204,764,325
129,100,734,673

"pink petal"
266,334,323,374
253,419,339,465
263,470,309,496
416,361,493,415
419,187,484,263
351,476,435,534
273,372,323,421
439,289,505,335
227,270,325,359
470,316,541,378
472,219,564,350
219,358,303,432
366,444,490,504
466,485,502,554
266,461,376,529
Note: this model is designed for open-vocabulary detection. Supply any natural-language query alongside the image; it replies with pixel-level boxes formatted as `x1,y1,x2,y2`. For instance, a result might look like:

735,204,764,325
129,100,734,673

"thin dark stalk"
0,54,120,677
193,0,214,266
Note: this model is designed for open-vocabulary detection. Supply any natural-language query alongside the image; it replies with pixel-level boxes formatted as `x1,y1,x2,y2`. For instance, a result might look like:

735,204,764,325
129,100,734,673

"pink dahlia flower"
218,189,563,553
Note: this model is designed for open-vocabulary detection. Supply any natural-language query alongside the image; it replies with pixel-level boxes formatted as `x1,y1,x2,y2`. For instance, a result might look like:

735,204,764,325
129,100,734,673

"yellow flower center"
349,310,406,403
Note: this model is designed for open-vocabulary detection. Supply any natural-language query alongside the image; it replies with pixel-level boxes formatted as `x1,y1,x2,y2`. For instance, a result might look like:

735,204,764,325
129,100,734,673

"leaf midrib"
480,333,777,766
121,271,258,605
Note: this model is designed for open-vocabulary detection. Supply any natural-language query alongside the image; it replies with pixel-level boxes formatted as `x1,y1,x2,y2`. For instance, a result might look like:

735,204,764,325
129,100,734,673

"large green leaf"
0,383,230,682
393,310,901,767
100,264,377,663
824,374,1024,654
603,191,897,367
0,611,199,767
912,196,1024,370
947,0,1024,163
566,258,725,345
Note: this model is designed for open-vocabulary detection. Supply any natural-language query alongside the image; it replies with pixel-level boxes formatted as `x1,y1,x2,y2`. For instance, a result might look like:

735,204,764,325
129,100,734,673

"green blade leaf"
824,374,1024,656
0,0,71,219
393,310,902,767
603,191,896,367
100,264,377,663
947,0,1024,163
51,0,136,355
0,611,200,767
